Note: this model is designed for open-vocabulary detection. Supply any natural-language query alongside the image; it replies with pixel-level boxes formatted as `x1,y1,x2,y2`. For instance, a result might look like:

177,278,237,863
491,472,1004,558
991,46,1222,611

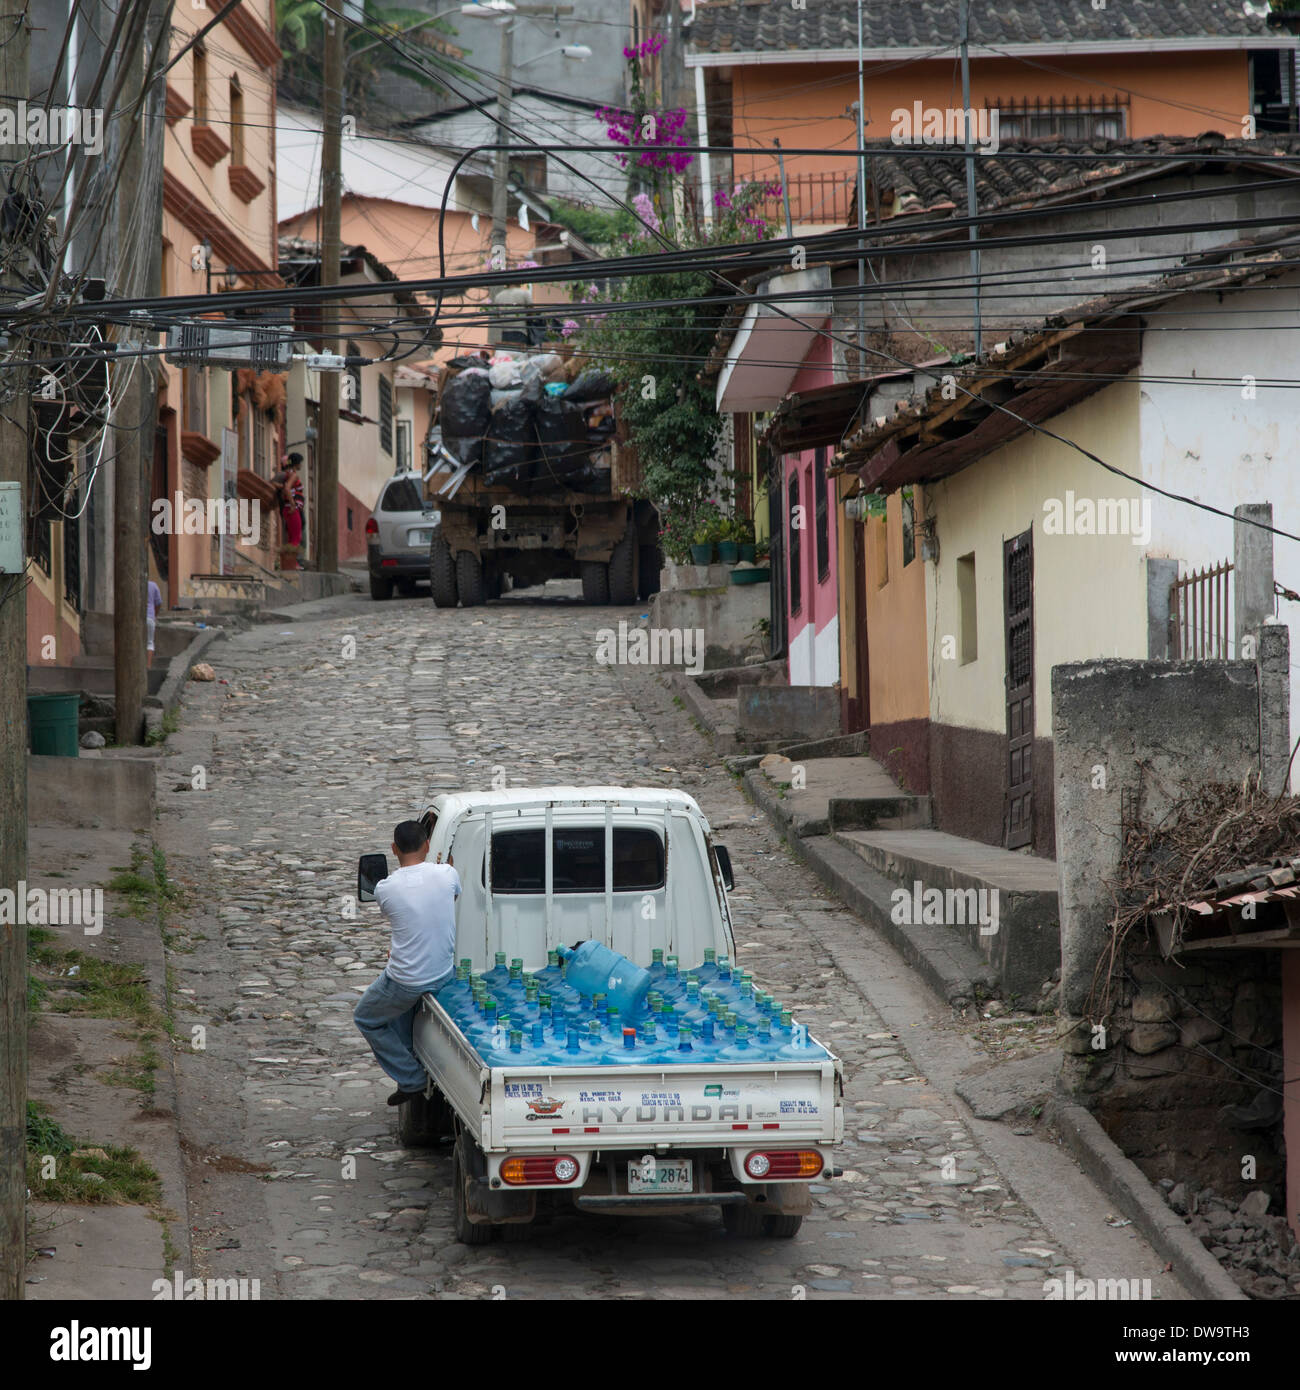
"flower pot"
717,540,739,565
730,566,770,586
689,543,714,565
738,543,756,563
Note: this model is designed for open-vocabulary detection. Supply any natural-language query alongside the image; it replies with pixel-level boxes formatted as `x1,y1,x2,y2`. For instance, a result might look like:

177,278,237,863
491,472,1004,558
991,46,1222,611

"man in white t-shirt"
353,819,462,1106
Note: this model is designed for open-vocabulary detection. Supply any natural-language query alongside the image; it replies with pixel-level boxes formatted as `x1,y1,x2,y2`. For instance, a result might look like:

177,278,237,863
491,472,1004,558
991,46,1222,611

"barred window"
379,375,393,455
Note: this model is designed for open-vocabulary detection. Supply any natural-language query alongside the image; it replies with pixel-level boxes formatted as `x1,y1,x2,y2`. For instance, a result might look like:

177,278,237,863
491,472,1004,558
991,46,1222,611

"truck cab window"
486,827,665,894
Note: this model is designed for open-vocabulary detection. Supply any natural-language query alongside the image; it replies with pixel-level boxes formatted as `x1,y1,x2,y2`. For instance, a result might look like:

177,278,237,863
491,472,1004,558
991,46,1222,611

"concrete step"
798,834,1000,1006
837,829,1061,1000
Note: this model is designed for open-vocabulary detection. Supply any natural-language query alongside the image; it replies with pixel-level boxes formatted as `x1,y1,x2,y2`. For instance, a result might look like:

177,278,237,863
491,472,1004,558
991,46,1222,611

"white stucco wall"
925,380,1148,738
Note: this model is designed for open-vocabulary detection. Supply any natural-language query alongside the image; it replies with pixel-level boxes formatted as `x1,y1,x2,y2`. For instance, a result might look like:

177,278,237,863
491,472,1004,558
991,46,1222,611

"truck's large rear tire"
397,1085,453,1148
765,1214,803,1238
722,1201,767,1238
580,561,609,605
453,1134,494,1245
608,528,638,605
456,550,486,607
430,537,458,608
638,544,662,600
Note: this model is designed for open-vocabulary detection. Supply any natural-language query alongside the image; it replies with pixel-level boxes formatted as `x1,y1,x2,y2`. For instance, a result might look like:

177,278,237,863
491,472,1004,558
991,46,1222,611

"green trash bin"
28,692,81,757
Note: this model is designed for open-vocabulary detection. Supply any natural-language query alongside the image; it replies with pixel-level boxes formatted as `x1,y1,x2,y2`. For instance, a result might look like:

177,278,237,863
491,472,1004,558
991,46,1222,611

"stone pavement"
154,587,1191,1299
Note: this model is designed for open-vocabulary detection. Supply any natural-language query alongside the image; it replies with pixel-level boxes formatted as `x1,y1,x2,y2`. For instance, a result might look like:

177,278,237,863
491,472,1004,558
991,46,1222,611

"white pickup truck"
357,786,843,1243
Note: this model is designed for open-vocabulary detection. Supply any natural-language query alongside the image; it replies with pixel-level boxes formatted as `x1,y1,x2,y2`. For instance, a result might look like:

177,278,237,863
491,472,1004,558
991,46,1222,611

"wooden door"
1003,526,1034,850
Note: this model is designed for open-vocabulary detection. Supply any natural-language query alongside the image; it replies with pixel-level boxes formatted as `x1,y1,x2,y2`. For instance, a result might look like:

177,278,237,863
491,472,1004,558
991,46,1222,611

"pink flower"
560,318,579,338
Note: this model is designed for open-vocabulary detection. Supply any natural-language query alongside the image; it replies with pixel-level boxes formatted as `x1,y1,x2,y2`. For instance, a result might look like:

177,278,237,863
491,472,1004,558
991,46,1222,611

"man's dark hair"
394,820,430,855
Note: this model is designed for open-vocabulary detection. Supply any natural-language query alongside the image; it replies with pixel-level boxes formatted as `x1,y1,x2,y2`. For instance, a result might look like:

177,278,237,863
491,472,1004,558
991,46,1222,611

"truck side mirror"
714,845,734,892
357,853,390,902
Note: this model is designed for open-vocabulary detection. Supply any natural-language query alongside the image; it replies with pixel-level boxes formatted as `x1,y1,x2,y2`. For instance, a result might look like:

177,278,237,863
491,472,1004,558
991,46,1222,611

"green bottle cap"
510,1029,522,1048
511,957,523,968
679,1019,693,1038
539,992,551,1008
588,1021,600,1038
650,997,663,1013
485,999,497,1015
525,980,538,999
498,1013,510,1029
724,1010,737,1029
704,948,716,963
781,1009,793,1027
644,1019,657,1041
736,1024,750,1041
495,951,507,966
652,947,664,963
548,949,559,966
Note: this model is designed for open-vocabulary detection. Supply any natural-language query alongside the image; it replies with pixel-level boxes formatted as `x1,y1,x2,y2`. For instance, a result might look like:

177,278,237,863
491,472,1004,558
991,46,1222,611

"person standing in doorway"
278,452,305,570
146,577,162,669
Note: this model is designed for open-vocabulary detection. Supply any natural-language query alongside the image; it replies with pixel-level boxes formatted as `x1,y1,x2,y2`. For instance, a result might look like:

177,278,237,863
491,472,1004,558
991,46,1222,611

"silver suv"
365,471,440,601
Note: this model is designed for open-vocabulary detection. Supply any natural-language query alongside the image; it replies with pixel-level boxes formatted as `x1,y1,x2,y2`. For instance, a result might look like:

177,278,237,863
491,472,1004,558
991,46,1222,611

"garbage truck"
424,352,660,606
355,786,843,1243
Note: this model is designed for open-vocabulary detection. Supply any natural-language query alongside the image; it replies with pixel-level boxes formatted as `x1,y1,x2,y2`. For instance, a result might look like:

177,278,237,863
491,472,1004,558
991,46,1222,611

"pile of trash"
438,350,617,493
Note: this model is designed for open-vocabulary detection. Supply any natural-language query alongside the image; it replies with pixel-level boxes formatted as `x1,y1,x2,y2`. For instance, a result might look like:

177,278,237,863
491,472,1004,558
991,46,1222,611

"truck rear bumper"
574,1192,749,1212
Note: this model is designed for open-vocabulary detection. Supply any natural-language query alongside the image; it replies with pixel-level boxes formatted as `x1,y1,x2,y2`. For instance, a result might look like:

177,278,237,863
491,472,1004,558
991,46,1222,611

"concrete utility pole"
113,0,168,744
855,0,867,373
0,0,30,1304
317,7,344,575
959,0,982,356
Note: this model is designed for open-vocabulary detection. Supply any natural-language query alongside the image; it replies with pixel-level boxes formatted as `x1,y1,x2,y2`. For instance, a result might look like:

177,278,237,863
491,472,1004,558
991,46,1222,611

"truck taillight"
365,516,379,535
745,1150,823,1180
501,1154,579,1185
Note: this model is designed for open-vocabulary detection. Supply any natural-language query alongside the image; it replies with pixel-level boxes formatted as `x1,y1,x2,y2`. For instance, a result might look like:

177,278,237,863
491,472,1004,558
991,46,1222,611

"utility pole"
960,0,982,356
490,17,514,272
855,0,867,376
0,0,30,1304
113,0,168,744
317,6,343,575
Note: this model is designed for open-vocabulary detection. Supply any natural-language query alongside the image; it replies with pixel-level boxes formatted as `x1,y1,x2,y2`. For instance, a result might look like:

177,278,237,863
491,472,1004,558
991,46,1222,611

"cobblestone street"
158,589,1190,1299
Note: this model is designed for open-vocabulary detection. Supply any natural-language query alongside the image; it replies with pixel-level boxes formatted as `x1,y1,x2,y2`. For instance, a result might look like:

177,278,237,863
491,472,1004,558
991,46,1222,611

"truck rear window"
487,827,665,894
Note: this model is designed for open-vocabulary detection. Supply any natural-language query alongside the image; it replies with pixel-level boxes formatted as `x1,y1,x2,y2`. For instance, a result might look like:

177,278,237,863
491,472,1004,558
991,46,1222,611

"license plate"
627,1159,693,1194
409,528,433,546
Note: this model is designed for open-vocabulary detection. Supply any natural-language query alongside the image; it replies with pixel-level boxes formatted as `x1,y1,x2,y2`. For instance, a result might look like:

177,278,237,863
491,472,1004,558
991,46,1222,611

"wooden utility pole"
0,0,31,1302
113,0,168,743
316,6,343,575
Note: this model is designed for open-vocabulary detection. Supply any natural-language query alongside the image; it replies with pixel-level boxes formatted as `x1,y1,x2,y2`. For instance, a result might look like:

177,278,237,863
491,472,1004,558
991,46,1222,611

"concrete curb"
743,766,997,1004
1046,1099,1248,1301
148,626,225,715
667,671,744,750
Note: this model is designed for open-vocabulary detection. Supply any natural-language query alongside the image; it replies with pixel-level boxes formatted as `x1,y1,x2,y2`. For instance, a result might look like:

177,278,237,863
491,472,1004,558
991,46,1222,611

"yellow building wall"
925,379,1147,739
862,488,930,726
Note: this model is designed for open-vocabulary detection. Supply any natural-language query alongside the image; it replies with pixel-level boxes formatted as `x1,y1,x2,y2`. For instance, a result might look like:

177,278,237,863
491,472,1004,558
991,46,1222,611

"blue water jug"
557,942,651,1021
774,1011,828,1061
581,1018,623,1064
695,947,720,984
484,951,510,990
434,959,475,1015
634,1018,677,1063
718,1022,757,1062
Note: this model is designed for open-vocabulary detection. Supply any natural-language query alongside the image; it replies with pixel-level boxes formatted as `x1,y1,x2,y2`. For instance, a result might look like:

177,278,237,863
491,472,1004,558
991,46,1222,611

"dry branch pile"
1089,782,1300,1019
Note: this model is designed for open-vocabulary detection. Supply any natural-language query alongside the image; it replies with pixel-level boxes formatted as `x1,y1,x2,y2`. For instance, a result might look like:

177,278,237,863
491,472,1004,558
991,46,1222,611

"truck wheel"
453,1135,494,1245
608,528,637,605
397,1086,454,1148
456,550,486,607
369,574,394,601
499,1219,533,1242
430,537,458,608
485,564,503,601
722,1201,767,1238
580,561,609,605
638,544,662,599
765,1214,803,1239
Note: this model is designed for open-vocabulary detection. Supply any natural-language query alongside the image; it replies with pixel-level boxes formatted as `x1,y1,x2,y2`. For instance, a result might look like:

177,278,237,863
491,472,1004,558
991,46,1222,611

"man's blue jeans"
354,967,454,1093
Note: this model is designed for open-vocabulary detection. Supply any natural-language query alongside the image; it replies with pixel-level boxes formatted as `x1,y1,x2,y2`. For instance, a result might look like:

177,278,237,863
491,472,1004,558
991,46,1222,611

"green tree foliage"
275,0,469,118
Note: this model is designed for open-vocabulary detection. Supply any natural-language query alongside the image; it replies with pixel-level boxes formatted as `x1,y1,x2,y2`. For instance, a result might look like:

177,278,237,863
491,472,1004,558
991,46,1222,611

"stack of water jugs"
433,942,831,1068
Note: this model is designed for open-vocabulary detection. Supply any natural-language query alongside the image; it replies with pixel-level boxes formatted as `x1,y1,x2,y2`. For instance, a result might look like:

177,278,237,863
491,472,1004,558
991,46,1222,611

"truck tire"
765,1214,803,1239
453,1134,494,1245
485,564,503,601
456,550,486,607
499,1218,534,1241
580,561,609,605
369,573,394,601
638,544,661,600
397,1085,454,1148
430,537,458,608
722,1201,767,1238
608,528,637,605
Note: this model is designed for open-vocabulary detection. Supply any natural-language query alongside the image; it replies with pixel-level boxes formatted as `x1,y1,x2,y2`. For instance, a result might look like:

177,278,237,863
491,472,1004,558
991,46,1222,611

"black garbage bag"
442,433,482,467
483,393,537,485
565,367,616,403
440,369,491,439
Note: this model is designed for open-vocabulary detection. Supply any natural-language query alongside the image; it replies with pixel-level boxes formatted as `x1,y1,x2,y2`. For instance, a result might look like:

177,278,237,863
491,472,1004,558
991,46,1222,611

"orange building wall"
728,51,1252,193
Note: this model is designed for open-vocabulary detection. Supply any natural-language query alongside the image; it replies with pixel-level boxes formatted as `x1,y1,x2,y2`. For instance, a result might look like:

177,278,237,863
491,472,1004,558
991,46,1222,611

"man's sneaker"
388,1088,424,1106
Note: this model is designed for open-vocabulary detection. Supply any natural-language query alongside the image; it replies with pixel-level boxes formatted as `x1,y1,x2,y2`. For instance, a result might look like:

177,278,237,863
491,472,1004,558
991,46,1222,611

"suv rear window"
380,479,423,512
486,827,665,894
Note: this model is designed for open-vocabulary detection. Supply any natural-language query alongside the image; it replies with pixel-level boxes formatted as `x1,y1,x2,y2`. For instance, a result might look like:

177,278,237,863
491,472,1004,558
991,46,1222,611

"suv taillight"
365,516,379,536
500,1155,579,1185
744,1150,823,1180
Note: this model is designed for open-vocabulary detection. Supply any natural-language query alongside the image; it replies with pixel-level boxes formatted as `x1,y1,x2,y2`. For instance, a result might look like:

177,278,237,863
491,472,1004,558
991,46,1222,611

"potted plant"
658,508,695,567
717,516,741,566
689,500,723,564
736,517,756,564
